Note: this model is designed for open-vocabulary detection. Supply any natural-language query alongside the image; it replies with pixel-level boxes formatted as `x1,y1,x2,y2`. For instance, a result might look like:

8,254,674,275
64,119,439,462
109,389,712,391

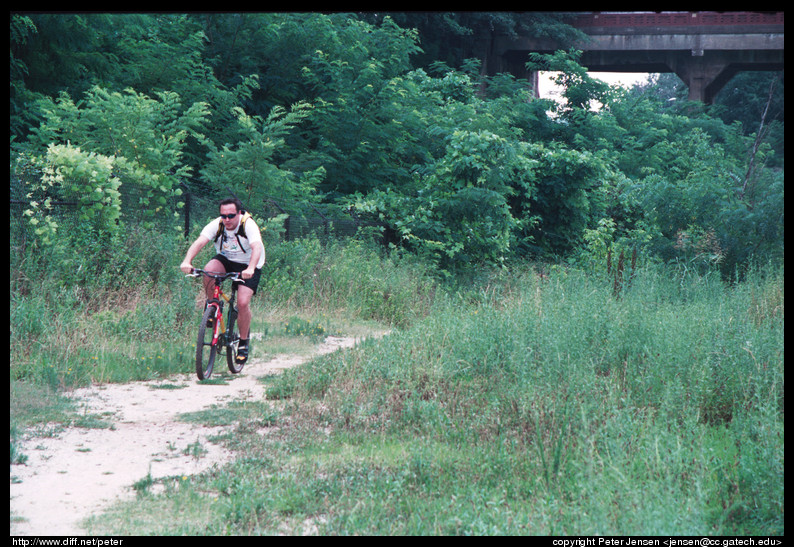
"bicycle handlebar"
186,269,244,283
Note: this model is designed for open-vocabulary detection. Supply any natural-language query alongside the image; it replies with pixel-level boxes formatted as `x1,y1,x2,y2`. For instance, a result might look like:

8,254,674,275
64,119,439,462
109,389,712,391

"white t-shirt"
199,216,265,269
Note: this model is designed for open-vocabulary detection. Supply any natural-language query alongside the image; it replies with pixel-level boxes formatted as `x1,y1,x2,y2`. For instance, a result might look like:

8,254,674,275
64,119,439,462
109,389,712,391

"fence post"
266,199,290,240
310,204,329,238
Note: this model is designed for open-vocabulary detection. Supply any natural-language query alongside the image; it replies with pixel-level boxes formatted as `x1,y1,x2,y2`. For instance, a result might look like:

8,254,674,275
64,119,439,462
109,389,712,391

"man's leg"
203,258,226,299
235,285,254,364
236,285,254,339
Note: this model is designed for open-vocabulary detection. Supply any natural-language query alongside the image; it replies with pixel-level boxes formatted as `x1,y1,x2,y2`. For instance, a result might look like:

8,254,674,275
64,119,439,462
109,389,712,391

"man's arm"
180,235,210,274
241,241,263,279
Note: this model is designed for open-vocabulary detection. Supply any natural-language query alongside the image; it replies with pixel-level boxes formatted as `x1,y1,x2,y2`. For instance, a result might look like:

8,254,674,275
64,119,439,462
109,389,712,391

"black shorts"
211,254,262,294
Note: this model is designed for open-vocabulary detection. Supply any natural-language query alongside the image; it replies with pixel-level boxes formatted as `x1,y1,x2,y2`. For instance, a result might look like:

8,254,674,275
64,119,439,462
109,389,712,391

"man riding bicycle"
180,198,265,365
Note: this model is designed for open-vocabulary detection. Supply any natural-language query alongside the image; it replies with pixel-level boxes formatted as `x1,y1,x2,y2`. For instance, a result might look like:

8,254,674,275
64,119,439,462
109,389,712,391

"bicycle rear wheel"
226,306,244,373
196,305,219,380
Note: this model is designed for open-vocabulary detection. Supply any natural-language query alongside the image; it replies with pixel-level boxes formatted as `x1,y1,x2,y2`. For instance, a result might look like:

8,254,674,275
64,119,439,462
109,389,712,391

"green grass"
9,231,426,492
177,400,280,429
10,232,426,392
10,226,784,535
77,261,782,536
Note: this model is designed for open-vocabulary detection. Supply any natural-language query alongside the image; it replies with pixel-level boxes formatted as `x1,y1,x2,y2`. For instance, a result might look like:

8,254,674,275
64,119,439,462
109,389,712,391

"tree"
200,102,319,207
18,85,210,235
360,12,586,73
10,14,39,140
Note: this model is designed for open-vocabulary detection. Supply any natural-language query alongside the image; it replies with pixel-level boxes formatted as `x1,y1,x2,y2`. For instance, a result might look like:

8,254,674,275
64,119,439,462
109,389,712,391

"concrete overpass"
480,11,784,103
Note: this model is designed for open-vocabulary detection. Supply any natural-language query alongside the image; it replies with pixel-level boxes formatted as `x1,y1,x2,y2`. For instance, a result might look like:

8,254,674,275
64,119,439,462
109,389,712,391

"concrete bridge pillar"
668,52,734,104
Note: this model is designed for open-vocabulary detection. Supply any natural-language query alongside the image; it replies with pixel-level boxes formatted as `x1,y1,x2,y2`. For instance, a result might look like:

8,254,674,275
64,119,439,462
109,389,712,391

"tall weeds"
270,262,784,534
10,229,436,390
10,225,783,534
260,237,436,327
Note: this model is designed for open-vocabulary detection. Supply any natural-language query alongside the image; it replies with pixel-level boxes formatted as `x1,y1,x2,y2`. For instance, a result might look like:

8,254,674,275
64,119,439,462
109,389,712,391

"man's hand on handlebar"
185,268,243,283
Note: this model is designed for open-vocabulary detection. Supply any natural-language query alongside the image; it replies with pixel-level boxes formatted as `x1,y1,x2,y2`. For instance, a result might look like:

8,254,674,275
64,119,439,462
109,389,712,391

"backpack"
214,211,252,252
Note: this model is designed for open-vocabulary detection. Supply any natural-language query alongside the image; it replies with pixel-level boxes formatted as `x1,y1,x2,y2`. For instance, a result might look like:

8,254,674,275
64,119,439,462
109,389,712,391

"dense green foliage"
11,12,783,276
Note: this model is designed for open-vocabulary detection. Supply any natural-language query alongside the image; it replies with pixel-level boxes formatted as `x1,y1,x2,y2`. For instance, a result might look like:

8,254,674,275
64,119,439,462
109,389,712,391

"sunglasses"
220,213,238,220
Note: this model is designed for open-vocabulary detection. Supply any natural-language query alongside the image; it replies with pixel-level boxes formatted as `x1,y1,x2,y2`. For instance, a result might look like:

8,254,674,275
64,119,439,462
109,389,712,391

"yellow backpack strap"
214,218,224,243
234,212,252,250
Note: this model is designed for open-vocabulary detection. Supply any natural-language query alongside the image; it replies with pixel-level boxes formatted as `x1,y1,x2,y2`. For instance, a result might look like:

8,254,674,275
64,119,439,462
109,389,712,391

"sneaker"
236,339,249,365
204,304,216,327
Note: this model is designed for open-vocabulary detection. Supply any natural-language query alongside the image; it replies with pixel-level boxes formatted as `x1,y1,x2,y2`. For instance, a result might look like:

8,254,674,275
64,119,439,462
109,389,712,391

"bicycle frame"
207,280,232,346
193,270,239,340
188,269,245,380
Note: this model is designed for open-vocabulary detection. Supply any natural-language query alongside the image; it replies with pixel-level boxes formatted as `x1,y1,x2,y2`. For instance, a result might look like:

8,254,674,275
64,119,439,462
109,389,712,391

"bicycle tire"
226,306,244,373
196,305,219,380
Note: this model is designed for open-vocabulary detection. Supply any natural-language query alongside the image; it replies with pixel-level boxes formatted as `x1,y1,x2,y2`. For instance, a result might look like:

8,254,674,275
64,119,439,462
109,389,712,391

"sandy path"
10,336,362,536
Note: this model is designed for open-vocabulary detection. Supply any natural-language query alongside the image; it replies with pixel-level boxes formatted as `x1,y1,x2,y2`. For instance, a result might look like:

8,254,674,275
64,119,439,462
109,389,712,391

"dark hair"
219,197,243,213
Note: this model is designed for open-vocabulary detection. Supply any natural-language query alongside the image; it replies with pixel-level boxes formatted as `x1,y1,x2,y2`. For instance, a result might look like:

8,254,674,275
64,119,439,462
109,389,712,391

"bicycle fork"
209,289,233,345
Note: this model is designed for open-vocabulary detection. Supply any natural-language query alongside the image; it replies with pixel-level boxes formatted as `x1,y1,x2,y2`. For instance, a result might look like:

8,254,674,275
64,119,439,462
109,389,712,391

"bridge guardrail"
574,11,783,28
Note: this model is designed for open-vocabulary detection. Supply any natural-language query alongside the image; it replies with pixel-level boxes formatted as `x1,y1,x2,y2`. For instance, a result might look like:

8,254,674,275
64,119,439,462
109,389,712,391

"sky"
537,71,654,102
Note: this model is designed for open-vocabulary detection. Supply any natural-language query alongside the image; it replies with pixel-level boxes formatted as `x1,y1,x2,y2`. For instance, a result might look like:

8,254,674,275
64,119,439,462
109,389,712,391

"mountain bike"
186,269,245,380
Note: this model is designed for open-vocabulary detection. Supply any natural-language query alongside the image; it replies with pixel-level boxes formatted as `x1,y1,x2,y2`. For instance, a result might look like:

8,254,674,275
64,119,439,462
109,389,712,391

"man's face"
219,204,239,230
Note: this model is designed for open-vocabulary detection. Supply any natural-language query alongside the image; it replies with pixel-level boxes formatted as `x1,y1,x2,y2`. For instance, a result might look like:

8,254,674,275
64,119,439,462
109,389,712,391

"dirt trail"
10,335,364,536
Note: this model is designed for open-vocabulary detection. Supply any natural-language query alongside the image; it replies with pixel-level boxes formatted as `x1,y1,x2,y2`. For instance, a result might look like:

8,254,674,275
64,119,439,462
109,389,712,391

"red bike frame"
192,269,237,347
208,286,223,346
207,279,235,346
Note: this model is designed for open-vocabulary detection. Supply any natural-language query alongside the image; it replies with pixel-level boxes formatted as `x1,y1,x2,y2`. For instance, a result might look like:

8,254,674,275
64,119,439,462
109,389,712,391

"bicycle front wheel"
196,305,219,380
226,306,244,374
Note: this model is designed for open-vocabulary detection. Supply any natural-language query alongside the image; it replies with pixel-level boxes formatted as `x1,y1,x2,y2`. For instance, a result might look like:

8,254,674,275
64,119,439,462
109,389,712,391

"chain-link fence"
11,170,389,255
259,197,386,242
176,185,387,242
10,169,196,254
